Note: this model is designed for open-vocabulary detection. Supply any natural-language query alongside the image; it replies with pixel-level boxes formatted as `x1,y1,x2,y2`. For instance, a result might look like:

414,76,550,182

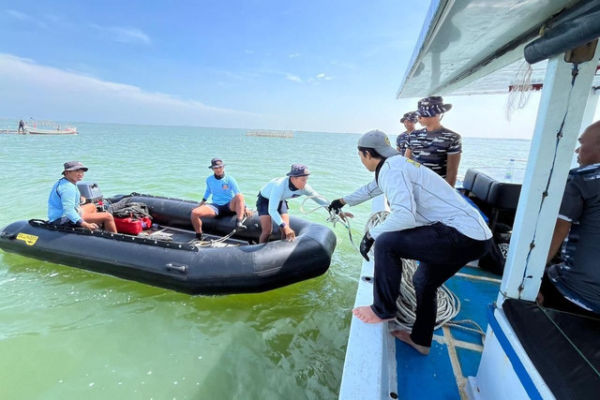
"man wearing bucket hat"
256,164,330,243
328,130,491,355
405,96,461,187
48,161,117,232
396,111,418,156
191,158,250,240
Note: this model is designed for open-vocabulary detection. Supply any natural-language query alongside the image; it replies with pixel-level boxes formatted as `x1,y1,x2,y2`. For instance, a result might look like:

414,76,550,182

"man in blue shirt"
48,161,116,232
191,158,248,240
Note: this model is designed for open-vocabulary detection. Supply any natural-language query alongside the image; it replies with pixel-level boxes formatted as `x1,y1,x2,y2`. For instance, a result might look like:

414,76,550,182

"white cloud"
285,74,303,83
90,24,151,45
6,9,47,28
6,9,28,20
0,53,261,127
288,53,300,58
316,73,332,80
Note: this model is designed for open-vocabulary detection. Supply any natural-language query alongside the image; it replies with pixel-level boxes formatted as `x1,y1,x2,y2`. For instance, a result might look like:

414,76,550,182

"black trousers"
371,223,491,347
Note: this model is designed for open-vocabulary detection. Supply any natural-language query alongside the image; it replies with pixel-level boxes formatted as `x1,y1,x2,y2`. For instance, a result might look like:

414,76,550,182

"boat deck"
394,265,501,399
339,261,502,400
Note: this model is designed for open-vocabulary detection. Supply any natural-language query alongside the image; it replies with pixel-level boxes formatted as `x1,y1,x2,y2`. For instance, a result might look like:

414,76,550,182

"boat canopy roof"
397,0,599,97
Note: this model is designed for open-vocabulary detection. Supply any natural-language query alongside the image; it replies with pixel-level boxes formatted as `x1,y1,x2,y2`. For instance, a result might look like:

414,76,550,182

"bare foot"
352,305,394,324
391,330,430,355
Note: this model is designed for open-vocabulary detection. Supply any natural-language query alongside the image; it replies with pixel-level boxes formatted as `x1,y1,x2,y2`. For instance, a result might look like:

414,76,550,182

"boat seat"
471,172,495,204
487,182,521,210
462,168,479,194
486,181,521,232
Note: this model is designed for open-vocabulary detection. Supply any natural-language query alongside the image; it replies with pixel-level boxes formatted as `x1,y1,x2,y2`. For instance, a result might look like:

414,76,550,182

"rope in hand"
300,195,359,251
366,211,485,340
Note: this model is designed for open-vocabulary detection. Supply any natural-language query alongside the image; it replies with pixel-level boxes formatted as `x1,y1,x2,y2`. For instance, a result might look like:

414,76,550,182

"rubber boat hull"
0,194,337,294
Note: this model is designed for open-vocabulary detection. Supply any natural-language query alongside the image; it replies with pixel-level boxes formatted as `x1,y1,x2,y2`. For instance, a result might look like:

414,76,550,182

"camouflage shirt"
395,131,414,155
408,127,461,178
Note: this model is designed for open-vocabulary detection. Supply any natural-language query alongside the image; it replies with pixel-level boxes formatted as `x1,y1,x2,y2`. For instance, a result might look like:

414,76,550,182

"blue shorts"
50,217,79,227
256,194,288,216
206,202,236,216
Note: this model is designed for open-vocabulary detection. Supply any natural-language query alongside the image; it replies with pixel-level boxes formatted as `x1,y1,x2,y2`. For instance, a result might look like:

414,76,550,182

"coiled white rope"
366,211,485,338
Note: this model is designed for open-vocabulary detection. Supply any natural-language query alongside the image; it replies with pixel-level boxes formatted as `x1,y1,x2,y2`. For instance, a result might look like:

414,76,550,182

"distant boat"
25,120,78,135
246,129,294,138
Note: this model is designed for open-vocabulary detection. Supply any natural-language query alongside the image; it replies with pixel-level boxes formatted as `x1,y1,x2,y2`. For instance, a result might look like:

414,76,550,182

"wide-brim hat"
416,96,452,117
357,130,399,158
62,161,88,175
400,111,419,123
286,163,310,177
209,158,225,169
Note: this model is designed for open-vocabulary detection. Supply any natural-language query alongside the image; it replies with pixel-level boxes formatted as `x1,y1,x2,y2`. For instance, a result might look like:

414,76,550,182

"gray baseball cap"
357,130,399,158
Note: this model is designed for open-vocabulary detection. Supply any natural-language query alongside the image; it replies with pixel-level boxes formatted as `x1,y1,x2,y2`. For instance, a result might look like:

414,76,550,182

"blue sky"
1,1,596,137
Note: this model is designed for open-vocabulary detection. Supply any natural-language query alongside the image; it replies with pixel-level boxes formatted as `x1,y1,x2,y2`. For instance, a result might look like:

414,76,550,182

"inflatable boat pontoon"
0,192,337,294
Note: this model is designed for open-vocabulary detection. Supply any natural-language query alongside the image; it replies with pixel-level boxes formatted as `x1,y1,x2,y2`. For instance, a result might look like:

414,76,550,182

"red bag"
114,217,152,235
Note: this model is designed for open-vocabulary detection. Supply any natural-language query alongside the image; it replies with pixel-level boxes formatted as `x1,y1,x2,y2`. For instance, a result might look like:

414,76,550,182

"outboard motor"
77,182,106,210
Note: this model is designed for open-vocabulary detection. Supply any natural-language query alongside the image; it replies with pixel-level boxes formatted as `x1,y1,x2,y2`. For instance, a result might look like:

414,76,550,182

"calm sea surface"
0,121,531,399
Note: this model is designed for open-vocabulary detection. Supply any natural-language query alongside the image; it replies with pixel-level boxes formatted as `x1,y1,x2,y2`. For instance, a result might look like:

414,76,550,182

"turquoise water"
0,122,531,399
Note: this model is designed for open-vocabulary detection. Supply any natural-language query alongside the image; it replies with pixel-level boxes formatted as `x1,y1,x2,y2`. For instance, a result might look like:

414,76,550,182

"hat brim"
286,172,310,177
417,104,452,117
208,164,225,169
63,167,88,172
62,167,88,175
377,147,400,158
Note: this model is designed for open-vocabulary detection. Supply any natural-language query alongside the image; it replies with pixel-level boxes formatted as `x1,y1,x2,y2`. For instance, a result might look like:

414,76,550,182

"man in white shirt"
329,130,492,355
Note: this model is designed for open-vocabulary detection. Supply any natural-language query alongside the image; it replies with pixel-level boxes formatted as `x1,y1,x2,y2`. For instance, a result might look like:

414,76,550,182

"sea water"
0,121,530,399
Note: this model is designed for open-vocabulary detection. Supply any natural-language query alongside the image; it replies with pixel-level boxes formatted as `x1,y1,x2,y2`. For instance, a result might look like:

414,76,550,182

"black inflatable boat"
0,193,337,294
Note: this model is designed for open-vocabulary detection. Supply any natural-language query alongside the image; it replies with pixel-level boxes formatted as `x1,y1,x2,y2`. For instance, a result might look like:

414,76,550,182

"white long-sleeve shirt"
260,177,328,226
343,156,492,241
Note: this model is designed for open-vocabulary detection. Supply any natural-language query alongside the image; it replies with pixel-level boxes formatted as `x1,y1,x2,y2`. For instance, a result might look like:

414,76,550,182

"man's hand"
359,232,375,261
328,198,345,213
282,226,296,242
82,221,99,230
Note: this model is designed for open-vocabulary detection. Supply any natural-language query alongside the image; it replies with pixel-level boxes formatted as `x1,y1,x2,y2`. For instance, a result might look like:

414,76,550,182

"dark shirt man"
396,111,418,156
543,121,600,314
405,96,461,187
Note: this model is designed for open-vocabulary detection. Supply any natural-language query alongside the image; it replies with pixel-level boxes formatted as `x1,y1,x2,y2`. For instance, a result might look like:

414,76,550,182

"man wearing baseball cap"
191,158,249,240
405,96,461,187
396,111,418,156
48,161,116,232
328,130,491,355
